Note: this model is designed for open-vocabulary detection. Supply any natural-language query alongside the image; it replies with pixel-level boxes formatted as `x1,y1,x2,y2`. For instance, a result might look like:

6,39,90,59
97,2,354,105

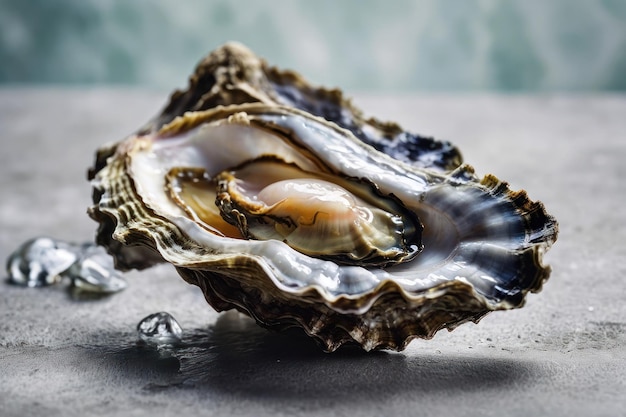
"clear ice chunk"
66,243,127,293
137,312,183,345
6,237,78,287
6,237,127,295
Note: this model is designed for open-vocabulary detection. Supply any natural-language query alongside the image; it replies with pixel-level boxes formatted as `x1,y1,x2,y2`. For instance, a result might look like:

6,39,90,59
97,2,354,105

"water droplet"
65,243,127,293
6,237,78,287
137,312,183,345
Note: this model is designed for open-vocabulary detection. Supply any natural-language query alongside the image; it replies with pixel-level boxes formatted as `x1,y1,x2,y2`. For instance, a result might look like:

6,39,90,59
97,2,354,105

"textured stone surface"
1,90,624,417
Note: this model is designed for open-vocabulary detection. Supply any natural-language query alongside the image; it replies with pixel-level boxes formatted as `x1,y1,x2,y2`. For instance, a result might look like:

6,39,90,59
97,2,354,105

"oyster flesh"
88,42,558,351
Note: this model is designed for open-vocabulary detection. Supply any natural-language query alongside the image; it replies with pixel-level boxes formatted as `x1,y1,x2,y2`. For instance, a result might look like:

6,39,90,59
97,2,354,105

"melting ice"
6,237,127,293
137,312,183,345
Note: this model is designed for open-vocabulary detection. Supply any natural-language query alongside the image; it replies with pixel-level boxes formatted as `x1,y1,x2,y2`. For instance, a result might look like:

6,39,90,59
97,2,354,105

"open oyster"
88,43,558,351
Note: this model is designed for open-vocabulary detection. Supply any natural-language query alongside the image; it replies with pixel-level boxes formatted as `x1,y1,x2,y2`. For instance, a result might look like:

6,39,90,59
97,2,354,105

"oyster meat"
88,43,558,351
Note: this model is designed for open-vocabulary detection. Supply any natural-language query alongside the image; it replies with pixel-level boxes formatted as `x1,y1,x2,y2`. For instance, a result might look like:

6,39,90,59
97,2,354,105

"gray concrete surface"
1,89,624,417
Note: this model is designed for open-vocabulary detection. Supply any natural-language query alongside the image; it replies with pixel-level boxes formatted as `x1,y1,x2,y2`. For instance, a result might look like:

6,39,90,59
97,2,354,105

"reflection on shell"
88,43,558,351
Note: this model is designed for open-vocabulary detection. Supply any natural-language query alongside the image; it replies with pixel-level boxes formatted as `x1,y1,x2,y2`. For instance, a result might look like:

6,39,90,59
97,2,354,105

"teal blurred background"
1,0,625,91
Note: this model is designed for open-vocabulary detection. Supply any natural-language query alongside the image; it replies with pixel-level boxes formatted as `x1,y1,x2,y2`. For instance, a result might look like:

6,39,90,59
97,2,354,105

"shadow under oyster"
88,42,558,352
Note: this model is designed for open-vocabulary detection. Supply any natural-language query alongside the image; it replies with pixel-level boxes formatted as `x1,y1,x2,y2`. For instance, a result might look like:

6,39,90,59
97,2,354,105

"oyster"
88,43,558,351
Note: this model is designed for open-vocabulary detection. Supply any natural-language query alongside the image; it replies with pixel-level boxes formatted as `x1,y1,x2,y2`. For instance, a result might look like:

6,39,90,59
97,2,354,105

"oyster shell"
88,43,558,351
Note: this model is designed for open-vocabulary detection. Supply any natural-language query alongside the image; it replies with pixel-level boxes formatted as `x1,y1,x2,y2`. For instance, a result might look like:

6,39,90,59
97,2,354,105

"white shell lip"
88,44,558,351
